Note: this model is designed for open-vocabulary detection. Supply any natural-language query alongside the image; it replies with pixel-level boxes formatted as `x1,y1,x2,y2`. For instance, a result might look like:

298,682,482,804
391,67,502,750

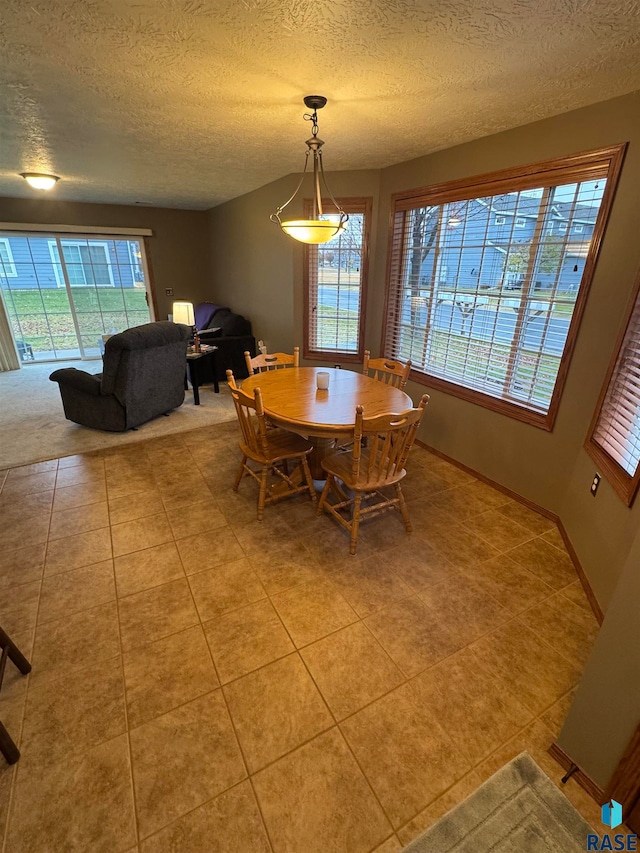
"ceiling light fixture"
20,173,60,191
271,95,348,245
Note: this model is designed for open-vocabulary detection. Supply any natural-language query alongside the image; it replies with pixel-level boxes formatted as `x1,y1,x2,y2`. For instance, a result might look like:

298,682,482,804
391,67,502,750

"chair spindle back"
362,350,412,389
227,369,270,458
245,347,300,375
351,394,429,484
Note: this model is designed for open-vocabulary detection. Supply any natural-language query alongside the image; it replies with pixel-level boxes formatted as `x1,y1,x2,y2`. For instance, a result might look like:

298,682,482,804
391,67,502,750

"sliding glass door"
0,232,154,362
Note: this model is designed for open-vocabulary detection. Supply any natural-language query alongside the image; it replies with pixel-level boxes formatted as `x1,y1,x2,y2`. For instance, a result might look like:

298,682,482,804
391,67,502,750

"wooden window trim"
381,144,627,430
389,145,625,210
303,197,372,363
585,267,640,506
143,236,159,321
605,722,640,834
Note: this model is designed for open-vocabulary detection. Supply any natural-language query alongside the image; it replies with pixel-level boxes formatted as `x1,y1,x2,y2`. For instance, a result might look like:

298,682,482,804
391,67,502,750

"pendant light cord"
270,99,348,233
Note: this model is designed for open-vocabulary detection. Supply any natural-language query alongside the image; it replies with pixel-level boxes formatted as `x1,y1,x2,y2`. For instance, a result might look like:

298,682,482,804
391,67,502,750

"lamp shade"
20,173,60,190
172,301,195,326
280,219,346,245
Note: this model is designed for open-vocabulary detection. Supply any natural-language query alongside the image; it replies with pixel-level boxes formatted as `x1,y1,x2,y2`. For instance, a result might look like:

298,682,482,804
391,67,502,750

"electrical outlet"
590,472,601,497
165,288,173,296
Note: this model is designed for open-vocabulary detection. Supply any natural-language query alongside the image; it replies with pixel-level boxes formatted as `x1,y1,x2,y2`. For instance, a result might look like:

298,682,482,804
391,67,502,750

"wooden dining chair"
0,626,31,764
245,346,300,375
363,350,412,389
317,394,429,555
227,369,316,520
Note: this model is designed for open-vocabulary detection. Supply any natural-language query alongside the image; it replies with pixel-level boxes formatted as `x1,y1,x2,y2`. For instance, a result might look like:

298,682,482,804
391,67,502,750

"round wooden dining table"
241,366,413,477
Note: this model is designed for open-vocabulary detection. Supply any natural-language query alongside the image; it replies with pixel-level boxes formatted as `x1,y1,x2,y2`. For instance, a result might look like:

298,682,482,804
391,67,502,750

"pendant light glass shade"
271,96,348,245
280,218,346,244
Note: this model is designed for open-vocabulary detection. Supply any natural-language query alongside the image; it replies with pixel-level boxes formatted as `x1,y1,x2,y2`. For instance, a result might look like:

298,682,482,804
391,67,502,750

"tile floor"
0,421,604,852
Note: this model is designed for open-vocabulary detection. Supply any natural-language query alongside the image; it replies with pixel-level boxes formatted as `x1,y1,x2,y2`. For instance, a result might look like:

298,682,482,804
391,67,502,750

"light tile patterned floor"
0,422,604,852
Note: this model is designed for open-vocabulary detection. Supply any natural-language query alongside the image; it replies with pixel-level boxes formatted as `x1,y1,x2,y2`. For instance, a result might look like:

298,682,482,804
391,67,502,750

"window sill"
304,349,363,364
407,369,556,430
584,439,639,507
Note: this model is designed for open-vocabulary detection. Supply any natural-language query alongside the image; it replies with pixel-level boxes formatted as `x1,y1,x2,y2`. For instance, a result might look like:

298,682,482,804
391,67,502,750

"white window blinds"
304,198,371,361
588,273,640,505
382,146,625,429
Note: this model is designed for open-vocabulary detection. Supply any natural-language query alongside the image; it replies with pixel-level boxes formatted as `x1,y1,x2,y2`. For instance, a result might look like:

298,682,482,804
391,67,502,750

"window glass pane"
386,175,607,416
1,232,152,362
316,215,363,353
0,239,16,276
85,244,112,285
62,244,87,285
306,203,370,358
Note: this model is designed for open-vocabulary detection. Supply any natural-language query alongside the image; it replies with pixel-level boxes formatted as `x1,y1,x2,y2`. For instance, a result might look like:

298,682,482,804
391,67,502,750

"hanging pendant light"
271,95,348,245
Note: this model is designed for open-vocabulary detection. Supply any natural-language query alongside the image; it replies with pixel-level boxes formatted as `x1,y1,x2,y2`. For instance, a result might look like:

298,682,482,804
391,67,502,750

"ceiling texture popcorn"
2,0,639,209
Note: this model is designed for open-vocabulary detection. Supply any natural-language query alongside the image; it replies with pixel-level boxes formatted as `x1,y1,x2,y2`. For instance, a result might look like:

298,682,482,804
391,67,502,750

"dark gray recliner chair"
50,321,191,431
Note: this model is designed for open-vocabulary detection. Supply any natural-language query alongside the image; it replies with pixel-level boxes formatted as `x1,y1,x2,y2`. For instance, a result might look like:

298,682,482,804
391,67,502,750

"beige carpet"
0,360,236,470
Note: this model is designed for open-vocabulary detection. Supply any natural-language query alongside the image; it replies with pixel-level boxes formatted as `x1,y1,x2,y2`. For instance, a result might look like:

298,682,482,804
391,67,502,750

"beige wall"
558,526,640,787
206,176,296,351
0,197,211,320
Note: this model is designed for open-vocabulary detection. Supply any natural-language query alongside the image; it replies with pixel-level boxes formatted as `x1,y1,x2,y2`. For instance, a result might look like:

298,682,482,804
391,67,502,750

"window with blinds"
382,146,625,429
304,198,371,362
587,270,640,505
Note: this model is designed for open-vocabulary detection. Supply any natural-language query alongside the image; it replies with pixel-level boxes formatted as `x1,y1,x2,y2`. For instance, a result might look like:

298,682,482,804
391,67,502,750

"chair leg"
0,720,19,765
301,456,317,503
317,474,332,515
0,627,31,678
396,483,412,532
350,493,363,555
257,465,269,521
233,456,247,492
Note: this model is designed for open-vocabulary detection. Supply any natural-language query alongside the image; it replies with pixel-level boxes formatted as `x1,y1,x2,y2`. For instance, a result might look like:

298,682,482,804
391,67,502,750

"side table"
186,347,219,405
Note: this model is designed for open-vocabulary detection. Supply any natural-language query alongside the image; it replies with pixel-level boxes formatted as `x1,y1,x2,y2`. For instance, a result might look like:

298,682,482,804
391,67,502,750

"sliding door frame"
0,229,156,363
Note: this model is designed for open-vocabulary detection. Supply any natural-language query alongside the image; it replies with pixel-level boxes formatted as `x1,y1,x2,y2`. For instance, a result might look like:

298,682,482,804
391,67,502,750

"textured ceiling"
1,0,640,210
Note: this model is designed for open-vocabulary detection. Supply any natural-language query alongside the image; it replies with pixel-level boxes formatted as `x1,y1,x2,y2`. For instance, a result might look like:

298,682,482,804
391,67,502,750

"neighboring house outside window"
495,215,506,226
381,145,625,429
48,240,115,287
304,198,372,362
587,268,640,505
0,238,17,277
515,216,526,227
